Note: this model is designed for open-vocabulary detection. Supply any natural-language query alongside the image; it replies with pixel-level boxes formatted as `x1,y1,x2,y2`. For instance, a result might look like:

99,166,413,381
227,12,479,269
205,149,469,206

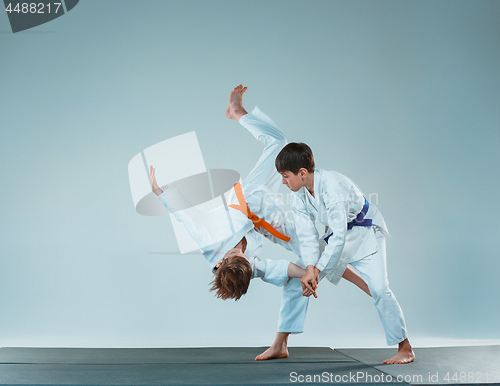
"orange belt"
228,182,291,242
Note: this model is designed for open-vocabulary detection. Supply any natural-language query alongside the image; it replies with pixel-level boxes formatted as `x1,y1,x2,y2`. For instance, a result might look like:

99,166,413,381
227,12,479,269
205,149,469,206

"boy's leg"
343,265,371,296
226,84,248,121
257,265,378,361
349,231,415,364
256,259,310,361
255,332,290,361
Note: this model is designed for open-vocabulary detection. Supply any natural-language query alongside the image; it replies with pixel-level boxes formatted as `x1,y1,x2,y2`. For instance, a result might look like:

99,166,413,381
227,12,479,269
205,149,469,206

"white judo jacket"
292,169,389,285
158,107,299,286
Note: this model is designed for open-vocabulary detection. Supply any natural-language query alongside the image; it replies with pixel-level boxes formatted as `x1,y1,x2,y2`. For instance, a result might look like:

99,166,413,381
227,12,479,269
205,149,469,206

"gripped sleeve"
253,256,290,287
315,200,348,273
292,193,321,267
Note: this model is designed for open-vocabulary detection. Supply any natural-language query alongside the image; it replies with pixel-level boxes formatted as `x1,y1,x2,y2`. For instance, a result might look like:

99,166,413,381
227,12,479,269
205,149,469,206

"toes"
384,355,414,365
255,352,265,360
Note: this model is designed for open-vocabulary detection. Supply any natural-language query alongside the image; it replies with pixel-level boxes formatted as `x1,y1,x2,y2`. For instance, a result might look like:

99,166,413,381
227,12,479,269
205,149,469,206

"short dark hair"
210,255,252,300
275,142,315,174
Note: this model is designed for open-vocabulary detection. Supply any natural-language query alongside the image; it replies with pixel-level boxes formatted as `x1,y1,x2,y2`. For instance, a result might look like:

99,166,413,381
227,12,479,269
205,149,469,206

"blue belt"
324,198,372,244
348,197,372,230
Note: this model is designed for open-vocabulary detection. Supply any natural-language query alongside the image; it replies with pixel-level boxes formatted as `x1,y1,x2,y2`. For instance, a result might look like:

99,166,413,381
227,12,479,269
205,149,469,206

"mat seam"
0,360,357,365
333,349,412,385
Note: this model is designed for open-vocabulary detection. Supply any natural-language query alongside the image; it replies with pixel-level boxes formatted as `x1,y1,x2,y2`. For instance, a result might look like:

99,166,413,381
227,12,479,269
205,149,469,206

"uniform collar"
313,169,320,199
308,169,320,198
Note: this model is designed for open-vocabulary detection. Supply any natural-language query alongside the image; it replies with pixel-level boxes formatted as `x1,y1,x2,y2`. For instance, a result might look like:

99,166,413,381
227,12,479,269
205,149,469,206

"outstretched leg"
226,84,248,121
257,263,371,361
350,231,415,365
257,262,310,361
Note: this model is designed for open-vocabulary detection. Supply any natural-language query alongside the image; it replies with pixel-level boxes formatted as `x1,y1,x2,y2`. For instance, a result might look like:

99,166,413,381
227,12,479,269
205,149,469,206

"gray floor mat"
1,345,497,385
0,347,353,364
335,345,500,385
0,362,392,385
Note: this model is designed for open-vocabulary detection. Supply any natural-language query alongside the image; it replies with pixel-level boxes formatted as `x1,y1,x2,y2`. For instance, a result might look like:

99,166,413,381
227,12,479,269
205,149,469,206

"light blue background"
1,0,499,348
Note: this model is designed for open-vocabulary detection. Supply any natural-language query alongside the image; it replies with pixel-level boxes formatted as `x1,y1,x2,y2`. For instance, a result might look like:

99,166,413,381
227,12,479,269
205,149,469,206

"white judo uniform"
292,170,408,345
157,107,316,333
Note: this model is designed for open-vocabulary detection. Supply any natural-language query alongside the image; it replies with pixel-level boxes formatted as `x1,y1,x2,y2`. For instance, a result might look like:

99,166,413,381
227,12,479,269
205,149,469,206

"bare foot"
383,339,415,364
255,345,289,361
226,84,248,121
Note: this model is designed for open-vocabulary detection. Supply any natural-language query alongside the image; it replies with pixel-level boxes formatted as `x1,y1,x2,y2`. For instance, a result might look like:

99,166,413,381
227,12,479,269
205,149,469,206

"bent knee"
369,284,393,301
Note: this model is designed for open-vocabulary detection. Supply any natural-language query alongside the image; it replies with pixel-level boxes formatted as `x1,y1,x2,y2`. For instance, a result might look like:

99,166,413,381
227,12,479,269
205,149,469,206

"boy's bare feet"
383,338,415,364
226,84,248,121
255,332,290,361
255,345,289,361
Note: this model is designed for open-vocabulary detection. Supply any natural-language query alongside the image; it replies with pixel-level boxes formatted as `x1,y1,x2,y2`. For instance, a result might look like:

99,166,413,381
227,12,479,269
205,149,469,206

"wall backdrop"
1,0,499,348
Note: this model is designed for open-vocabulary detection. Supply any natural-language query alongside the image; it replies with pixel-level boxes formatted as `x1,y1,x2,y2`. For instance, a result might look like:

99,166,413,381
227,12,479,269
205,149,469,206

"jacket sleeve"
240,106,286,193
157,184,213,248
252,257,290,287
292,193,321,267
314,200,348,274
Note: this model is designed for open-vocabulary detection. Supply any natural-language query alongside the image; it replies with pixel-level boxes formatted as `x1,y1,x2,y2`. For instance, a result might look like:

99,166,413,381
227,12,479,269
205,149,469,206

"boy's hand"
149,165,163,196
303,287,318,298
301,265,320,297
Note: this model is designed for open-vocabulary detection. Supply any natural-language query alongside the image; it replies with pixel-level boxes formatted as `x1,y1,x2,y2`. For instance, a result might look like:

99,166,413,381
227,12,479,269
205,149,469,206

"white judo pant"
277,229,408,346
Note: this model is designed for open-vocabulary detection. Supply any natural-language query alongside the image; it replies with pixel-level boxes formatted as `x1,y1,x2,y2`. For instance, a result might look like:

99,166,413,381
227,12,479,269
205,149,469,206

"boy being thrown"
149,85,370,357
275,140,415,364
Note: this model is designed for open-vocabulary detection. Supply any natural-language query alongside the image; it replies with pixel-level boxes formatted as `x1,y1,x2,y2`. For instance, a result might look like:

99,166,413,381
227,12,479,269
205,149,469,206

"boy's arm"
253,257,290,287
299,201,349,295
292,194,321,268
287,262,317,298
291,194,323,293
292,189,350,293
252,257,316,297
151,165,223,267
149,166,164,196
315,200,349,273
238,107,286,192
313,177,353,283
286,262,306,278
301,264,372,298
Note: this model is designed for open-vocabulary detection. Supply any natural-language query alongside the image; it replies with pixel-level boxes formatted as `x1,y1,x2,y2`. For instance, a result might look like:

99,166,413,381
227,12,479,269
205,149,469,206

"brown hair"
275,142,315,174
210,255,252,300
